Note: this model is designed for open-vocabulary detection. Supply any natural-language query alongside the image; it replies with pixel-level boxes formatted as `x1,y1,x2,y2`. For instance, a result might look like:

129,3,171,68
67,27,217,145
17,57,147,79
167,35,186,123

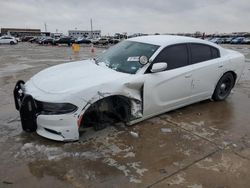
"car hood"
29,60,129,94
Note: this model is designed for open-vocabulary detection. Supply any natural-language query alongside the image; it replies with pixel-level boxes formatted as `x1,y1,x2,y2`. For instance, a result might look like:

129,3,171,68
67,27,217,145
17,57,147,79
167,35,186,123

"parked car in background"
14,35,245,141
22,36,35,42
109,38,120,44
53,37,75,46
90,38,100,44
242,37,250,44
93,38,109,45
209,38,224,44
230,37,245,44
39,37,54,45
128,33,148,38
28,37,40,43
15,37,21,42
223,37,233,44
0,36,18,45
75,37,91,44
204,37,213,41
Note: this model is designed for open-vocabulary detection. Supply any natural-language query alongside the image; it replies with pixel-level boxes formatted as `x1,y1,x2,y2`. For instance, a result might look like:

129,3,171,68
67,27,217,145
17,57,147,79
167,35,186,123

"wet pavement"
0,43,250,188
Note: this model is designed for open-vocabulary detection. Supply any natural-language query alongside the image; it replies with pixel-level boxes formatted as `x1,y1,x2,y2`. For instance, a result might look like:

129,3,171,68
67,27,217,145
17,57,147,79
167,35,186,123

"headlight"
36,101,77,115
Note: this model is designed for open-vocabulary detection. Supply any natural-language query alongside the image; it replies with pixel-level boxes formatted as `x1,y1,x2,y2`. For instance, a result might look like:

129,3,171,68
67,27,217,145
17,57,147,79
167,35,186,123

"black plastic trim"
13,80,25,110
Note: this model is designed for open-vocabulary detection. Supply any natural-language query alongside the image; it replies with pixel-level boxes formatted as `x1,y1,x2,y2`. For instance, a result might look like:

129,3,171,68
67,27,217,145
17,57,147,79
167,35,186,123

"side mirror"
151,62,168,73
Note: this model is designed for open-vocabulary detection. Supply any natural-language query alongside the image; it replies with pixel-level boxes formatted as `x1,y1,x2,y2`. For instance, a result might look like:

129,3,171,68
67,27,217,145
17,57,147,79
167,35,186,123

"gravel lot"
0,43,250,188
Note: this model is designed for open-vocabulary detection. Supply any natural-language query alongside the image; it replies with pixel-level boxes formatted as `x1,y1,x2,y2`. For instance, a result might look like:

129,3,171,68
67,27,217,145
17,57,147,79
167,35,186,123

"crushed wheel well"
80,95,131,130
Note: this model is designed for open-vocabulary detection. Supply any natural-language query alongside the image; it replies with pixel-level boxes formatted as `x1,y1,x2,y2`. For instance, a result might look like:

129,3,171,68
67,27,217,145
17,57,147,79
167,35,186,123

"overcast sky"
0,0,249,35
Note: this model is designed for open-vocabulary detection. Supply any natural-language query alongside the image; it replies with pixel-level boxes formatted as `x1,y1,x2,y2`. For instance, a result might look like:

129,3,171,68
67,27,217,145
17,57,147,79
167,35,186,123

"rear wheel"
212,72,235,101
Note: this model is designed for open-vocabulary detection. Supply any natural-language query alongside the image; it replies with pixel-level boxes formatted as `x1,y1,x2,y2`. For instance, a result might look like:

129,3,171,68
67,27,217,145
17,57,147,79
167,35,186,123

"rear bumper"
13,80,79,141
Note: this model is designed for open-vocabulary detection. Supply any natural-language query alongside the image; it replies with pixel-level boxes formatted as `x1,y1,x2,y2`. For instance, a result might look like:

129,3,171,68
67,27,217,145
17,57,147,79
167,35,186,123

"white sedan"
0,36,18,45
13,35,245,141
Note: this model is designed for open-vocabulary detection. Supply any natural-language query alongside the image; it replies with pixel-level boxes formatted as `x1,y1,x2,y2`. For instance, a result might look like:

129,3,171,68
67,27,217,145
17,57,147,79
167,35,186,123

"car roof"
128,35,220,48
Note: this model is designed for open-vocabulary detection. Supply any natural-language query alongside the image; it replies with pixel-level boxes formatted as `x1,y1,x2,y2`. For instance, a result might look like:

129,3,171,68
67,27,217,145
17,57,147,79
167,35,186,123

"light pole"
90,18,93,39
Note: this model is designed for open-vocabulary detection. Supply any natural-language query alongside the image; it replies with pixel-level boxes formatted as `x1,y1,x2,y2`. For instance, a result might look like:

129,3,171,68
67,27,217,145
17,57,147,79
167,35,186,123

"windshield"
96,40,159,74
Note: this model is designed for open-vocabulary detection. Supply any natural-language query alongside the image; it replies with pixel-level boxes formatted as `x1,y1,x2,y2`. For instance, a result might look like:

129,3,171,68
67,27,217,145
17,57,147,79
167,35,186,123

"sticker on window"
127,56,140,62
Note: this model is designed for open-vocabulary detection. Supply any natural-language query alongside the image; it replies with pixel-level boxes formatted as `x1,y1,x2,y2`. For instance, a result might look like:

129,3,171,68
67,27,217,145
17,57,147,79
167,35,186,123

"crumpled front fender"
78,77,145,122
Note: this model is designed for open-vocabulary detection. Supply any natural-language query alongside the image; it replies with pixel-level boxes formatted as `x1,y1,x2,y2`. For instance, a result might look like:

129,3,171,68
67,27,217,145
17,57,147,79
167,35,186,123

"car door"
143,44,193,117
1,37,9,44
188,43,224,99
6,37,13,44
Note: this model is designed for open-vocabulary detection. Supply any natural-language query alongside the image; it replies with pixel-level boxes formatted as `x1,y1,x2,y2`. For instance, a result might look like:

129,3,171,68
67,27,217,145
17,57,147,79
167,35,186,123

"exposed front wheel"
212,72,235,101
81,96,131,131
10,41,15,45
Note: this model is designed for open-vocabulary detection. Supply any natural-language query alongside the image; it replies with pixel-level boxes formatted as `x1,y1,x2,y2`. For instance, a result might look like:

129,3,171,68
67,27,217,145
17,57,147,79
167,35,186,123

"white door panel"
143,66,192,117
191,58,225,98
0,39,10,44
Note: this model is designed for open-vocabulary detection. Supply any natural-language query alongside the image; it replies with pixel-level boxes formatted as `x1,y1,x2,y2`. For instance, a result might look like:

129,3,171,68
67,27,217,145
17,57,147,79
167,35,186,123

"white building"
68,30,101,38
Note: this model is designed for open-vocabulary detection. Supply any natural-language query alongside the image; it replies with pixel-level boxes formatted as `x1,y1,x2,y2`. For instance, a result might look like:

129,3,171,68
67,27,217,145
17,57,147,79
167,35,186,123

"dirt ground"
0,43,250,188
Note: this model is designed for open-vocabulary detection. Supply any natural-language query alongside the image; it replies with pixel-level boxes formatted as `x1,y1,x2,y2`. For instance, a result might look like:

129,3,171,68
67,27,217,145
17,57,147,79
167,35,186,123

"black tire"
10,41,14,45
212,72,235,101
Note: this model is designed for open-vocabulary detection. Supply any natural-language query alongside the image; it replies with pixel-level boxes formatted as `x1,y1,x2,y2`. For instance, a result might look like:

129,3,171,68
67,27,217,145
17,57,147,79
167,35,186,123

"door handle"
185,74,192,78
218,65,223,68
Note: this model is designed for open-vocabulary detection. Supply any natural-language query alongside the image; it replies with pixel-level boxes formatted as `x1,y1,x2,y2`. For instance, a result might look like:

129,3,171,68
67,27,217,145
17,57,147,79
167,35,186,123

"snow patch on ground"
16,142,102,161
168,173,186,185
15,126,147,184
103,158,148,184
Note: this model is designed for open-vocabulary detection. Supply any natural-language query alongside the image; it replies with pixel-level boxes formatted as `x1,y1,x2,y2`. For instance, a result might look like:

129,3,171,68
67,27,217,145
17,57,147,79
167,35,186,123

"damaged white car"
14,35,245,141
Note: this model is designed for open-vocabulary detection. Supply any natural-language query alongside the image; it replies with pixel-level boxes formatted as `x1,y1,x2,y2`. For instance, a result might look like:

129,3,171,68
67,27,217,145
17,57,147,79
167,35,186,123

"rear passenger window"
153,44,188,70
211,47,220,58
190,44,220,64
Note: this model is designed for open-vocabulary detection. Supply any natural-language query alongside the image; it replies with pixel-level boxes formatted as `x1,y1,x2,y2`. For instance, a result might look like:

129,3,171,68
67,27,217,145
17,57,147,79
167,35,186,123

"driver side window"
153,44,189,71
